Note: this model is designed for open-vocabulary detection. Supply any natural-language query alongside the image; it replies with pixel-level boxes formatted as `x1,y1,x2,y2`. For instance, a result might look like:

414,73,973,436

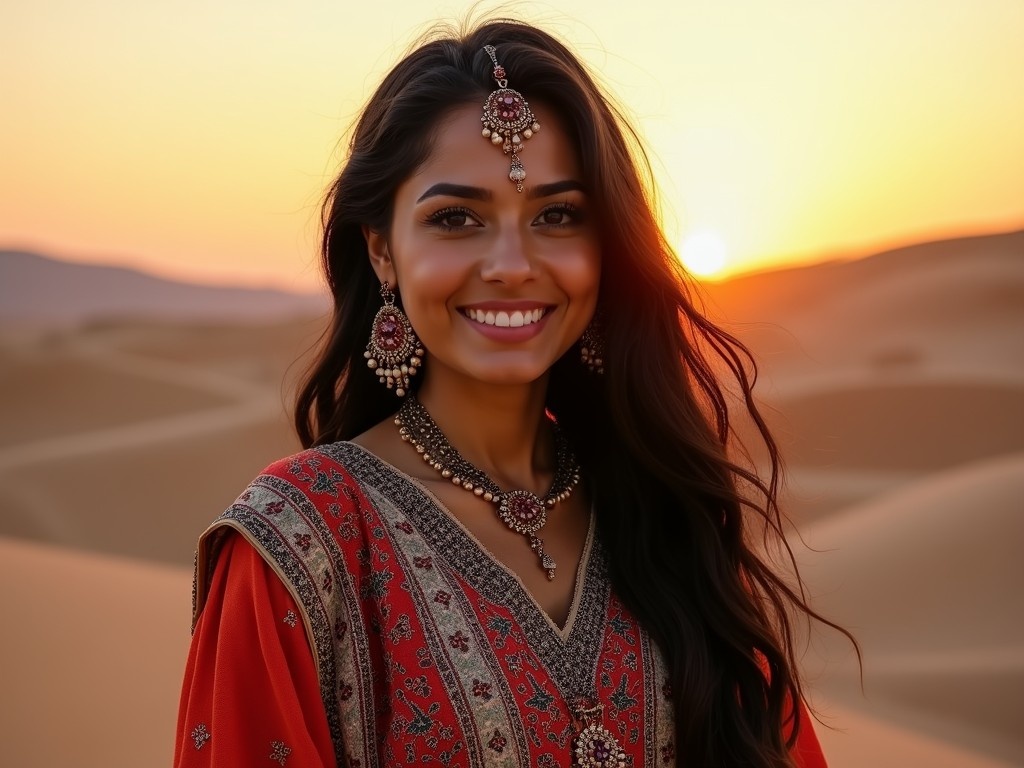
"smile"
464,307,548,328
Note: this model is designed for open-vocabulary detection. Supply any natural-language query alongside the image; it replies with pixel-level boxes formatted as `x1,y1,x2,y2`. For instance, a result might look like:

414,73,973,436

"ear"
362,225,397,287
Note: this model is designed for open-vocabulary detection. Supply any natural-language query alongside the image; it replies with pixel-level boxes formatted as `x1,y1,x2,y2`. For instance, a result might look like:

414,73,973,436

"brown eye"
533,203,580,228
425,206,481,231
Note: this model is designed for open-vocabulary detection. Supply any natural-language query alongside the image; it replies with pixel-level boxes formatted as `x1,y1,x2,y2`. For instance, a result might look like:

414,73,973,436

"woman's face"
367,102,600,389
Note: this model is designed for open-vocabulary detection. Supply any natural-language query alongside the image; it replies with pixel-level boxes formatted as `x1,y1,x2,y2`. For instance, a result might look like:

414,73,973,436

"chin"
422,343,567,388
473,366,550,386
452,357,554,387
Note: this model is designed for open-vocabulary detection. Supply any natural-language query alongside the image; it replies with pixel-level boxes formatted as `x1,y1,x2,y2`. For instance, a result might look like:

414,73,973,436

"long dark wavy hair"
296,18,853,767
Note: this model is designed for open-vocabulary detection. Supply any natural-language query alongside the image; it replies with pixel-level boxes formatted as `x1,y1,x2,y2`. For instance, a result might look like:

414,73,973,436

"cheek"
547,242,601,299
393,247,469,324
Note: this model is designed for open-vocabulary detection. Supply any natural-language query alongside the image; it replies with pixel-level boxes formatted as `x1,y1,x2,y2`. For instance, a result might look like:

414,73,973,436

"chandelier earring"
364,281,424,397
579,320,604,375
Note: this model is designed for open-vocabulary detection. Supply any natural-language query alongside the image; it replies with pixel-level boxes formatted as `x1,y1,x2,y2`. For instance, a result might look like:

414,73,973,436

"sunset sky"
2,0,1022,289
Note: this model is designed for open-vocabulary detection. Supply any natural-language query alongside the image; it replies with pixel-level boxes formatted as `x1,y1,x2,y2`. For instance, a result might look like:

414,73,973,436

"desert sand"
1,231,1022,766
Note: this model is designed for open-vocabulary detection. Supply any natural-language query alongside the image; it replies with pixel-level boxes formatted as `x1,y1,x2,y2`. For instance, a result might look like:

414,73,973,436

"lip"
458,302,554,342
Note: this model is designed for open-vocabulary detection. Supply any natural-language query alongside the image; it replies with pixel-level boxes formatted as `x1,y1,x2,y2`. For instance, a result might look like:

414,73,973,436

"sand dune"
799,453,1024,765
771,379,1024,470
0,340,233,447
1,232,1021,765
813,699,1016,768
0,535,193,768
730,373,1024,521
0,317,315,566
0,413,301,565
703,229,1024,382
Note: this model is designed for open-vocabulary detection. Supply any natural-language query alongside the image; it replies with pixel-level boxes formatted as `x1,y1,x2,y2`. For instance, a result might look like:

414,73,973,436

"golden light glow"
681,231,728,277
1,1,1022,287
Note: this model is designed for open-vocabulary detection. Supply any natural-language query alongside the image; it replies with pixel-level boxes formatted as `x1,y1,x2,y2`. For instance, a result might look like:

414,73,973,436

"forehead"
400,102,583,200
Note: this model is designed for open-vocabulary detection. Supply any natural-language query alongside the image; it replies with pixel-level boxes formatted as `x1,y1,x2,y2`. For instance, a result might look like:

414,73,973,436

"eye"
424,206,481,231
533,202,581,228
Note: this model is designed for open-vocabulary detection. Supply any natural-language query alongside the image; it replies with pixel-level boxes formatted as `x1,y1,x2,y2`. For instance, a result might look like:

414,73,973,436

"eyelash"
424,202,582,231
424,206,478,231
536,202,579,228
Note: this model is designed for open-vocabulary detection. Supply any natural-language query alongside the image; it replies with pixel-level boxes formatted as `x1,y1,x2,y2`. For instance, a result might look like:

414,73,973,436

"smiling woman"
174,18,848,768
363,103,600,389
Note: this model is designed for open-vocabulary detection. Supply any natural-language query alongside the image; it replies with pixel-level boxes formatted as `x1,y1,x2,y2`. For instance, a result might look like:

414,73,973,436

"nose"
479,226,536,285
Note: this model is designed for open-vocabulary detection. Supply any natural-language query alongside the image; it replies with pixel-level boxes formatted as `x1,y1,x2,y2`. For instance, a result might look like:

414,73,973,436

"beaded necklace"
394,396,581,580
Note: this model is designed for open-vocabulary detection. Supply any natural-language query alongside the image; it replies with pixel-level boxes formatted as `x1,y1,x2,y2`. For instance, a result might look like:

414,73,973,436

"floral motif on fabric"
660,741,676,763
269,740,292,765
488,729,509,753
190,723,210,750
197,443,676,767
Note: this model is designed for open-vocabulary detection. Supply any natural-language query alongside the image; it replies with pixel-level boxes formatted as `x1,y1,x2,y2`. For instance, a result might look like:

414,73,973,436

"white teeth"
466,308,546,327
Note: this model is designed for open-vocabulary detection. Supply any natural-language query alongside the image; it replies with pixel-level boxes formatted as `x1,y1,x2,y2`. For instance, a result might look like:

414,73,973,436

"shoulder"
193,445,369,597
202,442,388,545
229,440,403,511
195,439,411,591
192,443,387,632
257,443,365,491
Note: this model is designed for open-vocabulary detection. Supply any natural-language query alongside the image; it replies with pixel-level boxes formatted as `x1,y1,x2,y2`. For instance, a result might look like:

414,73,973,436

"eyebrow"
527,180,586,200
416,183,492,203
415,179,586,204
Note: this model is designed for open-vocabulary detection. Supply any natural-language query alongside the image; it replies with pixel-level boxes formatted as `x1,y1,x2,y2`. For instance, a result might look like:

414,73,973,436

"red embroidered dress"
175,443,827,766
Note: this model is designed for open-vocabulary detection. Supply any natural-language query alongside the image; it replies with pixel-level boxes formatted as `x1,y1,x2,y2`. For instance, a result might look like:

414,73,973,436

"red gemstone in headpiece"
492,65,506,80
500,94,522,121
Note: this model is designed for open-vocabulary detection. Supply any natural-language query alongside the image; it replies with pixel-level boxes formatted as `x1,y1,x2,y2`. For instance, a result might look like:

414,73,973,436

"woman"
175,19,846,767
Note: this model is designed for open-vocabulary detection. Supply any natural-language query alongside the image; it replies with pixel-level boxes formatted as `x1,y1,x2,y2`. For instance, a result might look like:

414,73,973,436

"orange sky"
2,0,1022,290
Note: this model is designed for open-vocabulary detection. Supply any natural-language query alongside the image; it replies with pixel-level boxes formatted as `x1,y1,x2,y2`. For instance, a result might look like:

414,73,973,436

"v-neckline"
325,441,610,699
338,439,596,638
414,474,597,639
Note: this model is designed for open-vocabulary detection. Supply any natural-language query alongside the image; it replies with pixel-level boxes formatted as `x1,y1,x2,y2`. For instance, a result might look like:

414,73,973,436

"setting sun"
680,231,729,277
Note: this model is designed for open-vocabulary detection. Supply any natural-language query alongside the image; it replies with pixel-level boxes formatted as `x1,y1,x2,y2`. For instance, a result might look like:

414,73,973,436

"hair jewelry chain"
395,396,580,580
480,44,540,192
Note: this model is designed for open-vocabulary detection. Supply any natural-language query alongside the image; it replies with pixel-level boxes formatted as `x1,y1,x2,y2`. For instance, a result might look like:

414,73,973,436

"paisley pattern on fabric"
194,443,675,766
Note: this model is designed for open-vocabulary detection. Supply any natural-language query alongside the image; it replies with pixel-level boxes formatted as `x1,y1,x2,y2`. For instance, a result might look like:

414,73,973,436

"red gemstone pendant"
573,723,626,768
498,489,547,534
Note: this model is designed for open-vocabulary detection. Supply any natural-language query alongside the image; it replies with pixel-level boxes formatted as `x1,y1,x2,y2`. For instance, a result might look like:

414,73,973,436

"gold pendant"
572,701,625,767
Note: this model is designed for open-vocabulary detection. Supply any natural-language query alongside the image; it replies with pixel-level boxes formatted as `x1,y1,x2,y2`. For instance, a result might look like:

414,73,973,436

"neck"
412,370,552,491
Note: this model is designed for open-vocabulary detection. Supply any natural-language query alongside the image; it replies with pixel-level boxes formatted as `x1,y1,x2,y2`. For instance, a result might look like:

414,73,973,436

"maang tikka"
364,281,424,397
480,44,540,192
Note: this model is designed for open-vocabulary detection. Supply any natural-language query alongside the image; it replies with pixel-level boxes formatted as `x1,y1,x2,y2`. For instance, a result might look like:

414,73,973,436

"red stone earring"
364,281,424,397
